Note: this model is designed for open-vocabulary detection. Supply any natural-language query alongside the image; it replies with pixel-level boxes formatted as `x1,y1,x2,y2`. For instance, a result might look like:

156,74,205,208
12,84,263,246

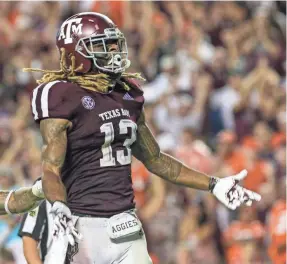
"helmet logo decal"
58,18,83,44
81,96,95,110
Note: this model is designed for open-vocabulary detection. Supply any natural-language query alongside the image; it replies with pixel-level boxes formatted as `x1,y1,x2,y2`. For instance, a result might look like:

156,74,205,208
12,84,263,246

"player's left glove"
209,169,261,210
50,201,82,246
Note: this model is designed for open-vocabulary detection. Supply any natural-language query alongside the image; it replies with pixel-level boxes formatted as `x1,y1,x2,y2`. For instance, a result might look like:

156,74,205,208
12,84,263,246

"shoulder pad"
121,77,143,92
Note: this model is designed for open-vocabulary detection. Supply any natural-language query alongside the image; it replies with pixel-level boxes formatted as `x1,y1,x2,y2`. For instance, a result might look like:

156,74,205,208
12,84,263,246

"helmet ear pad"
73,52,92,74
60,47,92,74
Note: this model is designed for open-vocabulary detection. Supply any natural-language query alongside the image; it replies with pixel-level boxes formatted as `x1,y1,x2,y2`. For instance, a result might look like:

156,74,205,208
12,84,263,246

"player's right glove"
50,201,82,246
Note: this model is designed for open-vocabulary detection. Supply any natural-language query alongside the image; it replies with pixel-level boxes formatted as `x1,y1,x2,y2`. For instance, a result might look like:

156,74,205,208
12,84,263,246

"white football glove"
210,170,261,210
31,179,45,199
50,201,82,246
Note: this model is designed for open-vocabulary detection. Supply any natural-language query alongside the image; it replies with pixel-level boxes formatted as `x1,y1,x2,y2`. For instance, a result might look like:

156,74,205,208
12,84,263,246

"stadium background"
0,1,285,264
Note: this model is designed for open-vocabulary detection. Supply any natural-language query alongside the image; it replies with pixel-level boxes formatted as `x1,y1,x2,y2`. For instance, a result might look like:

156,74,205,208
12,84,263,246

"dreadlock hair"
23,48,145,93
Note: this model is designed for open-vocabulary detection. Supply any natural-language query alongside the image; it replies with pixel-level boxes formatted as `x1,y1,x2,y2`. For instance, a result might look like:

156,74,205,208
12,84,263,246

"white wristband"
32,180,44,198
4,190,14,215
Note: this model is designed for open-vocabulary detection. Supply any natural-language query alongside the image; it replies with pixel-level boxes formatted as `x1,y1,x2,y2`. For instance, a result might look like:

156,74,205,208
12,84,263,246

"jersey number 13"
100,119,137,167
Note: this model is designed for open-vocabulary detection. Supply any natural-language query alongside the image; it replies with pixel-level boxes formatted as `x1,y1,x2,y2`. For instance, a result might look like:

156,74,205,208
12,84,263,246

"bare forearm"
0,191,9,214
40,118,70,204
145,152,210,190
0,188,42,215
133,112,211,191
42,170,66,203
23,237,42,264
11,188,42,213
177,164,211,190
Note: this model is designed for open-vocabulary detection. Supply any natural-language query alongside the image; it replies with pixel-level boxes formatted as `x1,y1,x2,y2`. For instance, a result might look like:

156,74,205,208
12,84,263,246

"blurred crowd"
0,1,286,264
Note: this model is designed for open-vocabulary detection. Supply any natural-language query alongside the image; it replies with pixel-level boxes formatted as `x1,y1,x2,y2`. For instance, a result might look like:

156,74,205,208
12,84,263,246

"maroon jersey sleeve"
31,81,77,123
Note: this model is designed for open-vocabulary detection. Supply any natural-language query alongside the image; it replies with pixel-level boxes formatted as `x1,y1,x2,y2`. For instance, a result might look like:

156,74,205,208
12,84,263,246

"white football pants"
65,215,153,264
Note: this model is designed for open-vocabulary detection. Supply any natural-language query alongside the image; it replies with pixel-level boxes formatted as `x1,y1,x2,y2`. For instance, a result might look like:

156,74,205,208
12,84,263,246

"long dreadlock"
23,48,145,93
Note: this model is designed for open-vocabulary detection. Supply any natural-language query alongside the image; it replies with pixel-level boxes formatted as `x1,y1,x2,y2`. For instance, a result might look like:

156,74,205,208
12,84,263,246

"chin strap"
97,55,131,74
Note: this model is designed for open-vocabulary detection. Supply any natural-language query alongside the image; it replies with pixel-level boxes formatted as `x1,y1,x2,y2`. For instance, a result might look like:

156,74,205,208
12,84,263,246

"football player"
0,180,44,215
25,12,261,264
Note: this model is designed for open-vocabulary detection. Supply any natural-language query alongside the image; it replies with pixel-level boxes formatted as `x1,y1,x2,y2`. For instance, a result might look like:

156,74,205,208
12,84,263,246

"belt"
72,212,104,218
72,208,137,218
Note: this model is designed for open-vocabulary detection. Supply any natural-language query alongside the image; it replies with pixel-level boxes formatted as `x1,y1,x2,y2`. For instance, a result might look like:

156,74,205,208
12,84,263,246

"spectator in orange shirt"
242,121,275,158
176,128,215,175
268,178,286,264
215,130,246,174
224,206,265,264
241,123,276,194
216,129,275,193
242,147,275,194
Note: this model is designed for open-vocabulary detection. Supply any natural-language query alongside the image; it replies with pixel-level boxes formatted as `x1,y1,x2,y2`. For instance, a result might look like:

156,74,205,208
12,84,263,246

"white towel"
44,229,69,264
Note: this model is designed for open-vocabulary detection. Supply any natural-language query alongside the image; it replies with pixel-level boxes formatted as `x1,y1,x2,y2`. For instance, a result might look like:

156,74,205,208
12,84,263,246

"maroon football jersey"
31,79,144,216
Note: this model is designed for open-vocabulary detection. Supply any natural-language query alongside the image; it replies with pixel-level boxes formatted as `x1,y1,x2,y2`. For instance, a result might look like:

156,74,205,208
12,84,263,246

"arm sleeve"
18,201,47,241
31,81,77,123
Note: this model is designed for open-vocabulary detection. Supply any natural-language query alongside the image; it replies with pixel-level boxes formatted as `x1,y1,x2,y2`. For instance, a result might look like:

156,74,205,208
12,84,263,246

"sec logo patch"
82,96,95,110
